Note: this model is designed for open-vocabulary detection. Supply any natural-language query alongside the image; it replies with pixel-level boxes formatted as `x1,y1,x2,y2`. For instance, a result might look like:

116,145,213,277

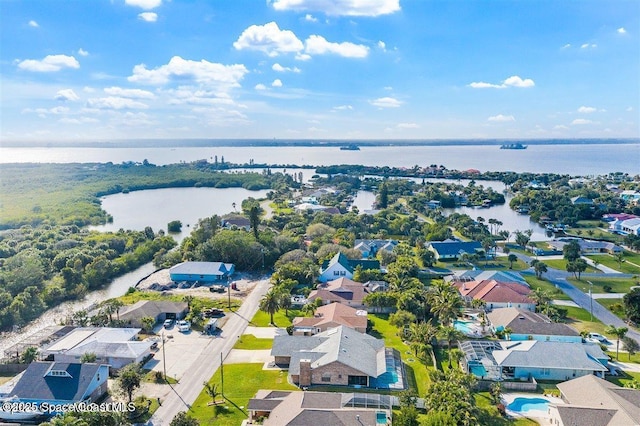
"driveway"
244,326,287,338
225,349,272,364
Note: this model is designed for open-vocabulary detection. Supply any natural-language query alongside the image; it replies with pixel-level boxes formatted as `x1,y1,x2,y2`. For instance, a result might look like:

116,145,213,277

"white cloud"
128,56,248,88
571,118,592,125
562,43,571,49
17,54,80,72
305,35,369,58
378,41,386,51
233,22,304,57
272,79,283,87
397,122,419,128
138,12,158,22
488,114,515,122
104,86,155,99
59,116,99,124
627,107,634,112
83,86,96,93
581,43,597,49
125,0,161,10
78,48,89,57
55,89,80,101
370,97,402,108
553,125,569,130
617,27,626,34
272,63,301,73
577,106,596,114
469,75,534,89
304,14,317,22
255,84,267,90
333,105,353,111
270,0,400,17
86,96,149,110
28,20,39,28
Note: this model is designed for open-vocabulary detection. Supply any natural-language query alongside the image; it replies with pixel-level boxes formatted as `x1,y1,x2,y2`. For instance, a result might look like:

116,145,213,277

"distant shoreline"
2,138,638,149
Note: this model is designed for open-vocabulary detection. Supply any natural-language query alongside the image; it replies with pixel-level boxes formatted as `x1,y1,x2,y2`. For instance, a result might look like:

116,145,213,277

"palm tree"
530,288,552,315
20,346,38,364
533,261,548,279
614,252,625,269
203,381,222,412
439,326,465,368
428,281,463,326
278,290,292,316
606,325,628,360
259,288,281,325
507,254,518,269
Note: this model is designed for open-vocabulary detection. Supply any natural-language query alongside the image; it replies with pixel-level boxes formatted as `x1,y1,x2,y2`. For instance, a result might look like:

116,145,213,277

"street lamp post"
586,281,593,322
161,331,167,381
227,276,232,310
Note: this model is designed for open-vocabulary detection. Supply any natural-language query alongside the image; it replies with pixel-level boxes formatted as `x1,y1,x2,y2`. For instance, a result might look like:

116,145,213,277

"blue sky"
1,0,638,141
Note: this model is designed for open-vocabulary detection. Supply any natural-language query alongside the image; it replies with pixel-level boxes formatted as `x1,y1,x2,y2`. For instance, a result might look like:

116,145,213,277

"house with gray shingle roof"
117,300,188,328
427,240,483,260
318,252,380,283
292,303,367,335
549,375,640,426
307,277,372,309
5,362,109,415
271,326,388,388
487,307,581,342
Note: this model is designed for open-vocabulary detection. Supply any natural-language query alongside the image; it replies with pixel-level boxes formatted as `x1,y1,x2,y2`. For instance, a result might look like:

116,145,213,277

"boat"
339,144,360,151
0,397,44,421
500,143,527,149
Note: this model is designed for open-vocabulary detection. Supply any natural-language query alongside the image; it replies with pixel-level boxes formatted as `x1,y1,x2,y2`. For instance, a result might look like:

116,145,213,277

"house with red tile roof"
292,303,368,335
453,279,535,311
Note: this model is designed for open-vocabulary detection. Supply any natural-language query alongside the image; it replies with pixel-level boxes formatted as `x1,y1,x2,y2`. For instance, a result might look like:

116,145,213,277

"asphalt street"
147,277,271,425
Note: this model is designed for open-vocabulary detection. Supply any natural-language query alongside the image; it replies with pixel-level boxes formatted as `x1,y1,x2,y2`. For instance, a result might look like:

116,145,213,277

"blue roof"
169,261,234,276
321,252,380,273
11,362,105,402
429,241,483,256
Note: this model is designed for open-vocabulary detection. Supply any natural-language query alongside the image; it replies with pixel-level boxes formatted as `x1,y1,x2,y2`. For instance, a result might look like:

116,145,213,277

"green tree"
606,325,628,360
439,326,465,368
203,381,222,417
167,220,182,233
249,205,260,239
389,310,417,329
379,182,389,208
20,346,38,364
507,253,518,269
170,412,199,426
425,369,477,426
421,411,457,426
514,229,532,250
623,288,640,324
140,316,156,333
259,288,281,325
614,252,625,269
117,364,142,403
428,281,462,326
622,336,639,361
395,390,419,426
533,261,548,279
562,240,581,262
80,352,97,363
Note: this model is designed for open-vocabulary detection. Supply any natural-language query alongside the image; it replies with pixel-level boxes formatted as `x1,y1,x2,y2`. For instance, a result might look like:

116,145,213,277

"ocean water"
1,141,638,175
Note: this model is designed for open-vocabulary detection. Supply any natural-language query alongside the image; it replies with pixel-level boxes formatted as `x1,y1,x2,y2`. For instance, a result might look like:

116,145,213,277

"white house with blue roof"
427,240,483,260
169,261,235,283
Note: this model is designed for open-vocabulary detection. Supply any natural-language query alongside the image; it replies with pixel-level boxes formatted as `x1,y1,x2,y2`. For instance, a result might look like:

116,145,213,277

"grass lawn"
117,290,242,310
477,258,529,271
368,314,432,396
567,276,636,294
190,363,297,426
142,369,178,385
543,258,598,273
596,298,626,320
562,305,610,336
250,309,303,327
607,349,640,363
474,392,538,426
233,334,273,350
589,254,640,275
606,370,640,388
0,374,15,386
524,275,570,300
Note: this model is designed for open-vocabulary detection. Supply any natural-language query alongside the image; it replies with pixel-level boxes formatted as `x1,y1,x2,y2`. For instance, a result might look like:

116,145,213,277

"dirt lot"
137,270,265,302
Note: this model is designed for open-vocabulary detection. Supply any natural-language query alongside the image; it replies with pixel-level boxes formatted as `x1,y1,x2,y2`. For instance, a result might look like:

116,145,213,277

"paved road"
147,278,271,425
511,251,640,346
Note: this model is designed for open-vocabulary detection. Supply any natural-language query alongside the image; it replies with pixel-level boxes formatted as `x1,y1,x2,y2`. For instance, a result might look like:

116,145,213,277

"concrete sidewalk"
244,326,287,338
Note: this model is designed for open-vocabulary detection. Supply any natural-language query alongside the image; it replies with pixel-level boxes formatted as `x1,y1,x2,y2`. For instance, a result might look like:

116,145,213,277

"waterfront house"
427,240,483,261
487,307,581,342
41,327,152,370
248,390,392,426
220,215,251,231
292,303,367,335
318,252,380,283
453,279,535,311
549,375,640,426
6,362,109,413
271,326,402,389
620,190,640,205
460,340,608,381
445,270,529,286
547,238,623,254
570,196,594,205
117,300,188,328
169,261,235,283
308,277,372,308
619,217,640,236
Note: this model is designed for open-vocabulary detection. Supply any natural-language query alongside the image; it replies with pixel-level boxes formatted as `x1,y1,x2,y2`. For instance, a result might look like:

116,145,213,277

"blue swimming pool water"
470,365,487,377
508,397,550,413
454,319,474,334
376,411,387,424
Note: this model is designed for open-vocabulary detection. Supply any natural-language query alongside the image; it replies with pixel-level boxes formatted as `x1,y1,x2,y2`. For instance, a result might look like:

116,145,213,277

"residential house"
271,326,403,389
292,303,367,335
308,277,372,308
5,362,109,414
547,238,623,255
571,196,595,205
459,340,608,381
248,390,392,426
221,215,251,231
453,279,535,311
117,300,188,328
318,252,380,283
427,240,483,261
41,327,151,370
487,307,581,342
619,218,640,236
620,190,640,205
353,239,398,259
169,261,235,283
294,203,340,215
549,375,640,426
445,270,529,286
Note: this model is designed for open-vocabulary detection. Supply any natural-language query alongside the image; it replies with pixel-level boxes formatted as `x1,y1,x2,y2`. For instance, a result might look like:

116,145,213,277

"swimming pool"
507,397,550,413
454,319,477,335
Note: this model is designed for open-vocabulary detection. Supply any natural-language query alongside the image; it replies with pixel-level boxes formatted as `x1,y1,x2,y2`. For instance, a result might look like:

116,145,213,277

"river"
1,142,638,175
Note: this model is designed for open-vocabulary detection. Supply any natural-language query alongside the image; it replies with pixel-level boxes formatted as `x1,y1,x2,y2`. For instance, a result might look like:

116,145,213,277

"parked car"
587,332,608,343
177,320,191,332
163,319,174,328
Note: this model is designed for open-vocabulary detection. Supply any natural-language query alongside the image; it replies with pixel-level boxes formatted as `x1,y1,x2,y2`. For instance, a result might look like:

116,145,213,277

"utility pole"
220,352,224,396
227,277,231,310
588,281,593,322
162,331,167,381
